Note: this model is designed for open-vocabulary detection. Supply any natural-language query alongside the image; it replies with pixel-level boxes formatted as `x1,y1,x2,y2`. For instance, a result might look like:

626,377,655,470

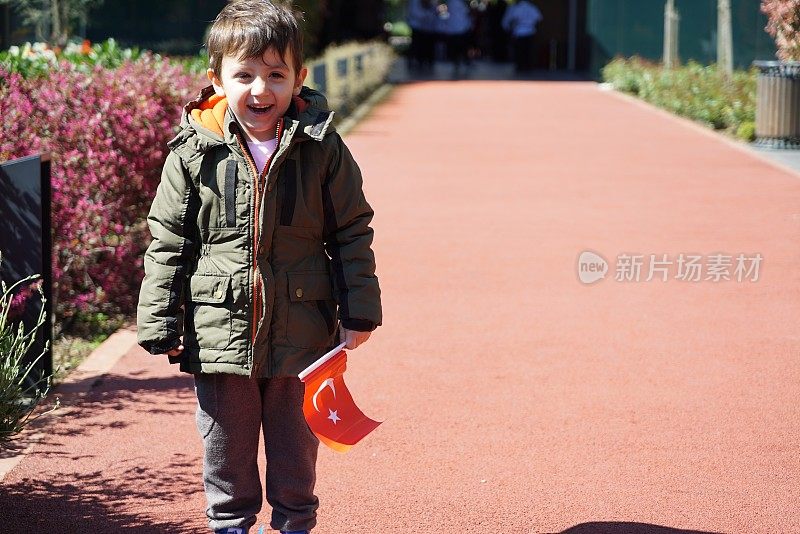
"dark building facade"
0,0,778,77
86,0,227,56
82,0,382,58
586,0,777,75
473,0,774,75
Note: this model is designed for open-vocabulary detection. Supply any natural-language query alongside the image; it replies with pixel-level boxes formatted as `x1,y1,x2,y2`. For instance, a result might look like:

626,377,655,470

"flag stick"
298,341,347,381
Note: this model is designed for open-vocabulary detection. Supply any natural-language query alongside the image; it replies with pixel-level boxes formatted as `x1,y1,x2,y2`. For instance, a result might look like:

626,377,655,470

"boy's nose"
251,77,269,96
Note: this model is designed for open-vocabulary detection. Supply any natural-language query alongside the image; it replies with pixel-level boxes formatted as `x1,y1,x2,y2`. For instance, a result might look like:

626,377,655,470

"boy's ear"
293,67,308,96
208,68,225,96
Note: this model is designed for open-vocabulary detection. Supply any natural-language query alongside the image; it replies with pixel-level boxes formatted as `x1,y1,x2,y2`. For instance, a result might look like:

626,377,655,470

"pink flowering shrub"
6,279,42,321
762,0,800,61
0,56,203,321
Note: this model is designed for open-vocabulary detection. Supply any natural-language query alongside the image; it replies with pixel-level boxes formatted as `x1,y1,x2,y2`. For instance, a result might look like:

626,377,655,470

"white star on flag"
328,409,341,425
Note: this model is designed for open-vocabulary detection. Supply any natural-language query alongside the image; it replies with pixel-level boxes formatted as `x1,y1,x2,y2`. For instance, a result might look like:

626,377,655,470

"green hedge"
601,57,757,142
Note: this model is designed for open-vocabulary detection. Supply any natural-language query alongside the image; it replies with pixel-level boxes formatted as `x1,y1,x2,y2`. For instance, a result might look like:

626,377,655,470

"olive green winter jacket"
136,85,382,377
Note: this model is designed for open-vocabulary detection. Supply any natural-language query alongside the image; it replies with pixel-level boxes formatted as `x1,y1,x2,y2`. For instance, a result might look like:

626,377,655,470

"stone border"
599,83,800,179
0,326,138,482
337,84,394,137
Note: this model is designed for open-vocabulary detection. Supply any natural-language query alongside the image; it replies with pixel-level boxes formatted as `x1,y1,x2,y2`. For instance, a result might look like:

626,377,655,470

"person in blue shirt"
407,0,438,70
501,0,543,72
438,0,473,73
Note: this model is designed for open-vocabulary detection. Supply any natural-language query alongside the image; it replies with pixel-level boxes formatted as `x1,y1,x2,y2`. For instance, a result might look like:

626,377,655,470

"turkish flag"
298,342,381,453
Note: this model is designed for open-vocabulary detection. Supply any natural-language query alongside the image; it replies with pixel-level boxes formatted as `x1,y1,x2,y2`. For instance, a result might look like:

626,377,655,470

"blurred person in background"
408,0,438,70
501,0,542,72
438,0,473,74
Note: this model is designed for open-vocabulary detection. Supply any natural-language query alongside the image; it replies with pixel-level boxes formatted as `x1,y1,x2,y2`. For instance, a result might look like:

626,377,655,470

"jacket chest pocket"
285,271,336,348
186,273,233,350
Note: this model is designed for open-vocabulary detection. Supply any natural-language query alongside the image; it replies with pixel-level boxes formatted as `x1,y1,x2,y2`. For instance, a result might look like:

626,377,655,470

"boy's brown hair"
206,0,305,76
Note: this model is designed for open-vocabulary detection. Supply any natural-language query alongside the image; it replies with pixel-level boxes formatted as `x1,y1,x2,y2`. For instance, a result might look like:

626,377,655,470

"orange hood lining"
190,93,310,137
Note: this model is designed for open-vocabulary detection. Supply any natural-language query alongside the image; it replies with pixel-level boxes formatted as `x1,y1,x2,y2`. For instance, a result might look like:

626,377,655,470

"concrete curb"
54,325,138,394
0,326,138,483
337,84,394,137
598,83,800,179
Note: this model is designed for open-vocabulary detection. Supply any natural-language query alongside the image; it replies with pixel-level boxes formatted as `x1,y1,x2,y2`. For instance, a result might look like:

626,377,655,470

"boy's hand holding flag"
339,324,371,350
298,339,381,453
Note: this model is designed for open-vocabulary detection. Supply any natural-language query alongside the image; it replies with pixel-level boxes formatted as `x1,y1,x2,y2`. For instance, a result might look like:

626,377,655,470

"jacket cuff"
341,318,378,332
141,338,181,356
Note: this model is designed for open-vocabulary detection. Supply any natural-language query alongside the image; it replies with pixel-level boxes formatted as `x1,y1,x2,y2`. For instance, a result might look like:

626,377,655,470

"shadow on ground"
42,374,196,439
559,523,723,534
0,372,204,532
0,458,201,532
1,374,194,461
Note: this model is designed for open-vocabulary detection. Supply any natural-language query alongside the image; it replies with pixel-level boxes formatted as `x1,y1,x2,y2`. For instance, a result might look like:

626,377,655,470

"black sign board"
0,154,53,384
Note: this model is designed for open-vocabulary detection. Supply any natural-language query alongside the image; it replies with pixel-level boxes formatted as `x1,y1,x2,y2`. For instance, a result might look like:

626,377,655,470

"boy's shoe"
215,528,247,534
281,531,309,534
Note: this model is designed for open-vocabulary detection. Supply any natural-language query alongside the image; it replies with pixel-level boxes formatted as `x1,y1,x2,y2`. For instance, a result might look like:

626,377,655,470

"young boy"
136,1,382,533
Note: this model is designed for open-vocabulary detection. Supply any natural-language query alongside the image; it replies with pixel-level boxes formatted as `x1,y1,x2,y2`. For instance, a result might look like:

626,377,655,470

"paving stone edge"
599,83,800,179
337,83,394,137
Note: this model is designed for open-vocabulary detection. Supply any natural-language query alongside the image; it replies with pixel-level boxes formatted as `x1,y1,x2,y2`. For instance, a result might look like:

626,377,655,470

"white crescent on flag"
312,378,336,412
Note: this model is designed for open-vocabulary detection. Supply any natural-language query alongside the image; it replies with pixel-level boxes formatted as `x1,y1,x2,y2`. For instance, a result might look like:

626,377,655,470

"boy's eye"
270,72,285,79
235,72,250,79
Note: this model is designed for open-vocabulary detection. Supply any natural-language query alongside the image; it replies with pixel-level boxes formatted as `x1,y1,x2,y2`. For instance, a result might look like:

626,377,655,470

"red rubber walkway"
2,81,799,533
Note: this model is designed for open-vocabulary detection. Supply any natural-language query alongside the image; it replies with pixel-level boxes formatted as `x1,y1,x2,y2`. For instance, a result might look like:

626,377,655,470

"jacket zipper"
234,118,285,354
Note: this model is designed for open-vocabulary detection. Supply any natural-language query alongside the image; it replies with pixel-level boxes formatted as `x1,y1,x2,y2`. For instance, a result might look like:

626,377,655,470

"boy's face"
208,47,307,143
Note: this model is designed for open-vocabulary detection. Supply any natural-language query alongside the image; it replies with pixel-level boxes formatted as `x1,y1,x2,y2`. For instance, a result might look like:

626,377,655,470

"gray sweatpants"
194,373,320,532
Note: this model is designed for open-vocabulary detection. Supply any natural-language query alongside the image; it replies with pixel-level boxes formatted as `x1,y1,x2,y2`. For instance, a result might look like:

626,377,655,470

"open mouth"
247,104,273,115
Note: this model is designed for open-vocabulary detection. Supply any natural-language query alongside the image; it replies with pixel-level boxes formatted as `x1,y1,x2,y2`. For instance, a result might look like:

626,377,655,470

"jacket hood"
168,85,336,160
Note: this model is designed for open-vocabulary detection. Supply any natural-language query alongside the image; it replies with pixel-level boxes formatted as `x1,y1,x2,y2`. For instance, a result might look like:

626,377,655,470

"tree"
717,0,733,76
663,0,680,68
0,0,103,45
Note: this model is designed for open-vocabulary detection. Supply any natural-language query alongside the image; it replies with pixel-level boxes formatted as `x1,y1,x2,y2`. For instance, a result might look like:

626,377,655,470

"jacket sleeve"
322,134,382,332
137,150,198,354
